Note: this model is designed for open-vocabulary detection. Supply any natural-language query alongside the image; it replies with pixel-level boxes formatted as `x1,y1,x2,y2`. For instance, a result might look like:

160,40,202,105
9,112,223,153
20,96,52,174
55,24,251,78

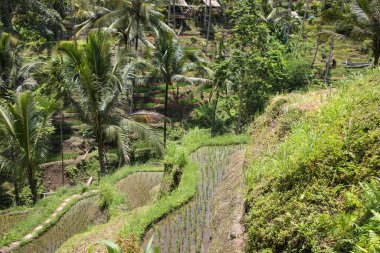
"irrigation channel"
143,145,244,253
15,171,163,253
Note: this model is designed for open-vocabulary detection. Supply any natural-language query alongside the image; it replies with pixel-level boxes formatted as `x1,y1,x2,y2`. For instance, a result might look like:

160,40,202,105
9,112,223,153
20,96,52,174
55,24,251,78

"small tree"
228,0,286,133
147,32,210,145
0,92,54,204
60,31,163,174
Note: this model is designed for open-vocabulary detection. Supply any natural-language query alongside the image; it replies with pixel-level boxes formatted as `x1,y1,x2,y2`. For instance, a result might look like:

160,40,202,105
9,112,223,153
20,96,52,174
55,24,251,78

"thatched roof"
202,0,221,7
170,0,189,7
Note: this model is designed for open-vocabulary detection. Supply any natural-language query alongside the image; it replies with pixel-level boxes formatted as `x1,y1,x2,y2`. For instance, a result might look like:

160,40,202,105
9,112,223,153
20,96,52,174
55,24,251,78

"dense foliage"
0,0,379,252
246,70,380,252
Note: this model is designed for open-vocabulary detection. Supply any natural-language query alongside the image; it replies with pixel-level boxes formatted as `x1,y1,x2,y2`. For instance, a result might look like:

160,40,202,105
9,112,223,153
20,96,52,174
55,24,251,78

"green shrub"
98,183,123,214
65,156,100,184
283,58,314,91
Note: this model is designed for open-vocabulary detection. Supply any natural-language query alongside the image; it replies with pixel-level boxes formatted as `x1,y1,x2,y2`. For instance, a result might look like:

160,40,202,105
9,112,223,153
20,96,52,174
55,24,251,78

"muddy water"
117,172,163,210
16,171,163,253
143,145,244,253
0,212,28,236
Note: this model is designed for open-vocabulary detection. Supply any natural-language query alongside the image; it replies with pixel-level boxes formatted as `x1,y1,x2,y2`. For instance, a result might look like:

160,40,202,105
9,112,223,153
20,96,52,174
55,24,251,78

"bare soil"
42,163,72,191
208,150,246,253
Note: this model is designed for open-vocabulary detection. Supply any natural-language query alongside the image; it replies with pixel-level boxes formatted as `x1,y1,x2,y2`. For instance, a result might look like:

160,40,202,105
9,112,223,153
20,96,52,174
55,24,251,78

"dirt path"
208,150,246,253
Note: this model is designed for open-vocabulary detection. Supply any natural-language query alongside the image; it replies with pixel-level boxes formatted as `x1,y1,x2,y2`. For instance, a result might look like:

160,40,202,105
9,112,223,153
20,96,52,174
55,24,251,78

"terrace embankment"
2,171,162,253
142,145,244,253
56,171,163,253
208,150,246,253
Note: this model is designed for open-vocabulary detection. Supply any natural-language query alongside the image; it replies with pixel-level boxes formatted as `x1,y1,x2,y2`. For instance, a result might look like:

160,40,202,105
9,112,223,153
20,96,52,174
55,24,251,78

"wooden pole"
324,37,334,84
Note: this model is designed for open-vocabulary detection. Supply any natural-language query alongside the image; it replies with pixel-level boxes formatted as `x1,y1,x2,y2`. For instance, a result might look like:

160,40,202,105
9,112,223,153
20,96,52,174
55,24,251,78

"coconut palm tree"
75,0,172,52
323,0,380,65
0,33,42,100
347,0,380,65
265,5,300,43
293,0,310,54
144,32,210,145
59,31,163,174
0,92,54,204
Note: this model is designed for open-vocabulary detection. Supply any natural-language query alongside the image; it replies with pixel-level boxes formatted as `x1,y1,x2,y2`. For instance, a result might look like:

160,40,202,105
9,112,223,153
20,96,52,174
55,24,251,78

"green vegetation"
0,162,163,248
46,152,79,163
120,129,248,241
0,185,90,247
245,70,380,252
0,92,55,204
1,0,379,251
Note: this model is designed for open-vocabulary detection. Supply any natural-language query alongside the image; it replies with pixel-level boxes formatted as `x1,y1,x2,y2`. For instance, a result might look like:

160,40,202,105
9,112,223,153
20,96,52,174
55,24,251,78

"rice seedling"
0,212,29,236
142,144,244,252
12,171,163,253
116,172,163,210
17,195,103,253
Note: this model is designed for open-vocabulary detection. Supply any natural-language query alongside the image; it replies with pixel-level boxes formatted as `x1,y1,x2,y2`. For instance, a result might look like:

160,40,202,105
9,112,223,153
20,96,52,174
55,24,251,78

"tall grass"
245,69,380,252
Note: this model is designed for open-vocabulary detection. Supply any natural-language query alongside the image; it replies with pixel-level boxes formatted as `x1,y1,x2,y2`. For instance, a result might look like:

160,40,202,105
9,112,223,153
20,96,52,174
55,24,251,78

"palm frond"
119,118,164,155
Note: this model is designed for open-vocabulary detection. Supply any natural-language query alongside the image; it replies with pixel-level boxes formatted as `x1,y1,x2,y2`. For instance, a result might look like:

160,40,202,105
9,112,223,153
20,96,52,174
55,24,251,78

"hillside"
245,70,380,252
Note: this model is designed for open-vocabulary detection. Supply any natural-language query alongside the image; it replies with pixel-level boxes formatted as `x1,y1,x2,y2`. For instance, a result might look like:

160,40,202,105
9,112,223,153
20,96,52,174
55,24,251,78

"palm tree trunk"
311,39,319,67
374,36,380,65
60,109,65,186
204,5,207,27
176,85,179,103
324,37,334,84
130,81,134,113
167,3,171,25
14,181,20,205
164,79,170,147
135,18,139,53
27,165,37,204
97,134,106,174
73,0,77,46
211,89,219,137
173,2,176,32
236,81,243,134
293,0,310,55
205,0,212,52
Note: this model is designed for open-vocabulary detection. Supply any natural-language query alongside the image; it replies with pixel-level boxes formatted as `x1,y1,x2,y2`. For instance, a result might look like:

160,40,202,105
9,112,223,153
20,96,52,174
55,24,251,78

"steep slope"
245,70,380,252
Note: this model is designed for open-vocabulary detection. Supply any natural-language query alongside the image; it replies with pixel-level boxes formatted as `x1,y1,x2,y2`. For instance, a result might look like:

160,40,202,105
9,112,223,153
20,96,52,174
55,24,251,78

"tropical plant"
293,0,310,54
0,33,42,100
228,0,286,133
144,32,210,145
59,31,163,174
263,0,300,43
35,56,67,186
75,0,172,52
0,92,54,204
0,0,64,41
323,0,380,65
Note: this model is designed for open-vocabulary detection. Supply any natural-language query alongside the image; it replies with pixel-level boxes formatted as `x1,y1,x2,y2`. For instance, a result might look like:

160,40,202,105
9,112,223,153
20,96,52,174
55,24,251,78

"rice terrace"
1,0,380,252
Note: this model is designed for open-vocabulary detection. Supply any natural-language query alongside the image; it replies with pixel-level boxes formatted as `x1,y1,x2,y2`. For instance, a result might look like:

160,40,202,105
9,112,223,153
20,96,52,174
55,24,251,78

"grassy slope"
245,69,380,252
